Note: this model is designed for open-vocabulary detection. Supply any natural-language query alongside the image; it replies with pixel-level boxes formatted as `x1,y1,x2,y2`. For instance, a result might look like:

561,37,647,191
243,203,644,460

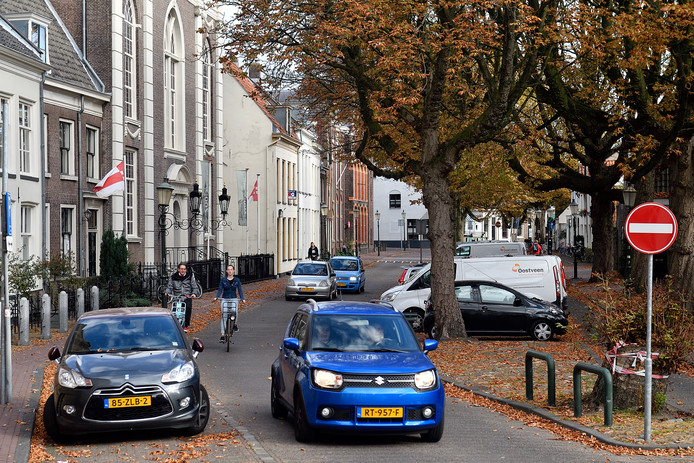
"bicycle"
169,295,188,328
221,298,239,352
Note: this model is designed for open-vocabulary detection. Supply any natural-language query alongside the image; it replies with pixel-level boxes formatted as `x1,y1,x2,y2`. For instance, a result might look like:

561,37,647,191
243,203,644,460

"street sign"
287,190,297,199
625,202,678,254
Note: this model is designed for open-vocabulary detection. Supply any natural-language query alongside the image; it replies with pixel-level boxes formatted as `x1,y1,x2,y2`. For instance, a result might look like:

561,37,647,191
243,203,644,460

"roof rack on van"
305,298,319,312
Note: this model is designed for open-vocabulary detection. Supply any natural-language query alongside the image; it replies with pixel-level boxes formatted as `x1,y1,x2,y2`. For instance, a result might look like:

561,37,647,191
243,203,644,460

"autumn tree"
210,0,559,338
508,0,693,279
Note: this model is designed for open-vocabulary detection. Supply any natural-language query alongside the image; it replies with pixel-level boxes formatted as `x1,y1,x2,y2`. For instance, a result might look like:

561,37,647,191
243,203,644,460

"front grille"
342,374,415,389
84,383,172,421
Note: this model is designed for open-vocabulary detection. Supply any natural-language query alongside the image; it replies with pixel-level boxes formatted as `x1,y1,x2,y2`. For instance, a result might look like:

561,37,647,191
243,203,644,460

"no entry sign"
625,202,678,254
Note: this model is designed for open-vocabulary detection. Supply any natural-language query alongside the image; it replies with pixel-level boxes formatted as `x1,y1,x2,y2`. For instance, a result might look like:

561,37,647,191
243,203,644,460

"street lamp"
157,178,175,307
527,208,536,241
623,184,636,281
547,206,555,254
353,208,360,257
375,210,381,256
569,199,579,279
401,210,407,250
320,203,328,258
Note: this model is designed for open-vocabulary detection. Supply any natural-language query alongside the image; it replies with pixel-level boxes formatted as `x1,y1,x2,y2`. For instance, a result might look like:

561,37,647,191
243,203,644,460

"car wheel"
404,308,425,332
43,394,66,443
183,385,210,435
359,283,365,293
531,321,554,341
293,391,317,443
271,373,288,419
421,409,445,442
423,313,436,339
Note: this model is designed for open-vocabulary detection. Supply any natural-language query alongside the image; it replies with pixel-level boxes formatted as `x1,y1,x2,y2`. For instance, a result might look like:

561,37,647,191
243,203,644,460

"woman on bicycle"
213,264,245,342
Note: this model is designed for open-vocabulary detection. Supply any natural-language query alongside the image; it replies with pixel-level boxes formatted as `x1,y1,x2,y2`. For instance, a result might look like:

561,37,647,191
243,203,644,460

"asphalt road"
40,259,681,462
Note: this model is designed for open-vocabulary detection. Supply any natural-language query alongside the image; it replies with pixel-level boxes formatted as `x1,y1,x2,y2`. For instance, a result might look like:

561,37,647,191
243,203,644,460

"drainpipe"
77,96,84,276
40,73,47,268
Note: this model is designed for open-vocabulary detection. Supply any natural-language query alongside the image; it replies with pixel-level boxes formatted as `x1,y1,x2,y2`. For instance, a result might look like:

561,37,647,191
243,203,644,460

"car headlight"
319,280,329,287
312,369,343,389
288,279,295,286
349,276,357,281
381,290,400,302
414,370,437,390
58,366,92,388
162,361,195,383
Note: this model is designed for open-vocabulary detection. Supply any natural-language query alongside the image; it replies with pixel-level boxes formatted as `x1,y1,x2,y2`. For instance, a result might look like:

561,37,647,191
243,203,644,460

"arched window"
202,39,212,141
164,10,184,150
123,0,136,119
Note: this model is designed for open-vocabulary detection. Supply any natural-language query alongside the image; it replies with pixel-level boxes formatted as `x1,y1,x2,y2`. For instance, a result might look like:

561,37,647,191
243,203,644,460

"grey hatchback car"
285,260,337,301
43,307,209,442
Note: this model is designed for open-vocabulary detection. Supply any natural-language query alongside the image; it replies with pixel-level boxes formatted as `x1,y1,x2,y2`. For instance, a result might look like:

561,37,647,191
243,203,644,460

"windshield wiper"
369,348,407,353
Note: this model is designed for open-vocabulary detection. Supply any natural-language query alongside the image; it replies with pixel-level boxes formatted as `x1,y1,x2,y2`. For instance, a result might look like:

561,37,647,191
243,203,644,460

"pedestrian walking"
308,242,320,260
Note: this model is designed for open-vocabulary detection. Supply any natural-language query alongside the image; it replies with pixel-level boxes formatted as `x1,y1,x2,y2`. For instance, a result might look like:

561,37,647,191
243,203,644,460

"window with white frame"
164,11,184,150
389,193,401,209
59,120,73,175
21,205,33,261
19,103,31,174
86,127,98,179
61,207,73,254
123,0,137,119
202,40,212,141
125,150,137,236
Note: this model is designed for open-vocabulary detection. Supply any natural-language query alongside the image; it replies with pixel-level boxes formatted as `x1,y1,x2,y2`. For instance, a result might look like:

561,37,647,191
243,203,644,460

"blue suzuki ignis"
271,300,445,442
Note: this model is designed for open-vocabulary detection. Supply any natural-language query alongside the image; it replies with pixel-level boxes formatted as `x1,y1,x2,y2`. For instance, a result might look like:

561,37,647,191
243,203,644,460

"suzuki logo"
374,376,385,385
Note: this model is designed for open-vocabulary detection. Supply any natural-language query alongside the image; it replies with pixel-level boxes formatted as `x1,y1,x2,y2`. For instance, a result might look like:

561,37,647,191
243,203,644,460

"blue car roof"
298,300,396,315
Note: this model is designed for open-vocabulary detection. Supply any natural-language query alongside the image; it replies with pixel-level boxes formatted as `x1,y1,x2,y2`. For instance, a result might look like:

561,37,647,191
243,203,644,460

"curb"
441,375,694,451
15,362,45,463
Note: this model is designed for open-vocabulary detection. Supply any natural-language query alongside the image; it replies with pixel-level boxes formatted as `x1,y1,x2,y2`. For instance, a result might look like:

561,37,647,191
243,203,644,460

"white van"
380,255,567,330
455,241,527,258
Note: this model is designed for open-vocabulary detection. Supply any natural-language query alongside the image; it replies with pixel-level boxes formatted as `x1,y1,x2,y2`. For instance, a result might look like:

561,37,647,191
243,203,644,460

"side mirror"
423,339,438,353
192,338,205,354
283,338,300,351
330,272,336,278
513,297,523,307
48,346,61,362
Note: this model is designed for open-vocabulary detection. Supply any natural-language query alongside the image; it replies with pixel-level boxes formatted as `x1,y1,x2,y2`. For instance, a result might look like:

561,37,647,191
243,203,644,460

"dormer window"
31,22,47,62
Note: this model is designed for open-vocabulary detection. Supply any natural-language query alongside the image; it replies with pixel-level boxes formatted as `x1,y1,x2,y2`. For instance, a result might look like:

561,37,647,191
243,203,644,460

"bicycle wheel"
225,316,232,352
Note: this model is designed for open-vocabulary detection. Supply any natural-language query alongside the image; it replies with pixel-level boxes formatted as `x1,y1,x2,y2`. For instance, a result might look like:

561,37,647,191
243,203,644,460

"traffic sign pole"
624,202,678,443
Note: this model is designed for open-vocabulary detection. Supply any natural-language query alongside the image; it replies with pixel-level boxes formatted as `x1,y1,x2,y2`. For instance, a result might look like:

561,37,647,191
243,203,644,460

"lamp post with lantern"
569,199,579,279
156,178,231,307
401,210,407,250
622,184,637,280
320,203,328,258
375,210,381,256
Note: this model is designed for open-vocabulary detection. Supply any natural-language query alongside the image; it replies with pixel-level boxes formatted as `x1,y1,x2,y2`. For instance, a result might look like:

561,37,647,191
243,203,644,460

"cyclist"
165,263,198,333
213,264,245,342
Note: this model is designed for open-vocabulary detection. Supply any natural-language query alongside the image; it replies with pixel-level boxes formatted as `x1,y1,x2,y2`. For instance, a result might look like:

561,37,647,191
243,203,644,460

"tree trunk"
420,164,467,339
631,171,656,291
667,134,694,309
589,192,615,280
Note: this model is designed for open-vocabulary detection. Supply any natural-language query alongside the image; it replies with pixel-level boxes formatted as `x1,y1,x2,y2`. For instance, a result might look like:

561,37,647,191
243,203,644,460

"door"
280,313,308,400
455,284,483,331
476,284,528,334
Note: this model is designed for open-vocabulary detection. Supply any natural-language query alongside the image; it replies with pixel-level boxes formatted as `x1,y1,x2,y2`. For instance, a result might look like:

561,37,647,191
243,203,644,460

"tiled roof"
0,14,43,63
0,0,104,93
229,64,294,138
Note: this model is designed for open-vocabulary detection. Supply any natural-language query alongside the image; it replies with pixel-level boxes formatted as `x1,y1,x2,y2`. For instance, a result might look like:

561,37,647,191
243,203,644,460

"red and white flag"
92,162,125,198
248,178,258,202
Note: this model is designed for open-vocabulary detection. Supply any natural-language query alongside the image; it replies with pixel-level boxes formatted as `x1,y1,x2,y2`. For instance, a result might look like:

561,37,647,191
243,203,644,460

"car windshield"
330,259,358,271
293,263,328,276
309,314,420,353
67,315,184,354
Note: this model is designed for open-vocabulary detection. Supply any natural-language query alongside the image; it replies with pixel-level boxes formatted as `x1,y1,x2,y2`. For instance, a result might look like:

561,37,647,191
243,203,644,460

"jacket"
308,246,319,260
216,276,244,299
166,271,198,297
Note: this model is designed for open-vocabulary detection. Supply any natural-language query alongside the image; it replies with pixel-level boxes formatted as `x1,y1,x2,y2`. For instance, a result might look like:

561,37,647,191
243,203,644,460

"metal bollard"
19,297,29,346
76,288,85,318
573,362,613,426
59,291,68,333
525,350,556,406
91,286,99,311
41,294,51,339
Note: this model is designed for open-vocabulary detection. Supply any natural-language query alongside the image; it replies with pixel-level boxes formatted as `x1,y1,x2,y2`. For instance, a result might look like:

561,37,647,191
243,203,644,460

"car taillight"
560,262,566,290
553,266,560,299
399,269,407,284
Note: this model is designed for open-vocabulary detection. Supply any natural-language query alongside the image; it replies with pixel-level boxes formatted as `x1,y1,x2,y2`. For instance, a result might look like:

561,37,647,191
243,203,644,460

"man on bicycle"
213,264,245,342
165,263,198,333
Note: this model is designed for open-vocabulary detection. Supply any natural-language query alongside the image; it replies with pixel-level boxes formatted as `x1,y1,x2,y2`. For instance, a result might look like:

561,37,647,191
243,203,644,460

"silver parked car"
285,260,337,301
